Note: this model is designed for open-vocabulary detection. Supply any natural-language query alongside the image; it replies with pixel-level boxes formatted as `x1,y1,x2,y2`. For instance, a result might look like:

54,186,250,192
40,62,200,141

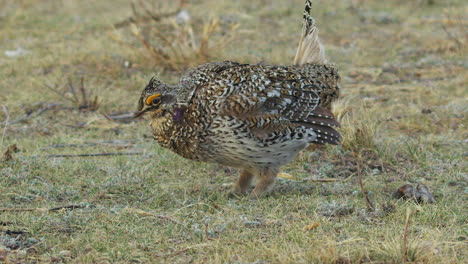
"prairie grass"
0,0,466,263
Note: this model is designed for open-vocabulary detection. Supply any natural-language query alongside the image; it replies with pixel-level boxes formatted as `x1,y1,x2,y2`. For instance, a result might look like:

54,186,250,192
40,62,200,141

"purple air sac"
172,107,185,122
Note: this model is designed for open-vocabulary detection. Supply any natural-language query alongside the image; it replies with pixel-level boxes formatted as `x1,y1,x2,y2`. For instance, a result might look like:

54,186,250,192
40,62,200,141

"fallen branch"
46,152,144,158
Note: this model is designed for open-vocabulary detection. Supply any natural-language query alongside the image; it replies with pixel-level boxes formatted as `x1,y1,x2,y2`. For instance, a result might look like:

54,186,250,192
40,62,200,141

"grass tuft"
45,77,101,112
110,1,239,71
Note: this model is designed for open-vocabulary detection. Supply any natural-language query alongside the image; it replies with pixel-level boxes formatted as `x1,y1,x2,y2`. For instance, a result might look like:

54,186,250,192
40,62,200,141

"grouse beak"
133,105,157,119
133,108,146,119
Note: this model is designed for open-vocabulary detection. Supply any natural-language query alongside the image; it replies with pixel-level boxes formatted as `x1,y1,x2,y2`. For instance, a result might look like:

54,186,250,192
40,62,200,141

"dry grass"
46,77,101,112
110,0,239,71
0,0,466,263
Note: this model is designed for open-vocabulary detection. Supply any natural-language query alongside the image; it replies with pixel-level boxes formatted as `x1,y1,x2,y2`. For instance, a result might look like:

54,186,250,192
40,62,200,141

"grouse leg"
234,169,254,194
250,167,278,198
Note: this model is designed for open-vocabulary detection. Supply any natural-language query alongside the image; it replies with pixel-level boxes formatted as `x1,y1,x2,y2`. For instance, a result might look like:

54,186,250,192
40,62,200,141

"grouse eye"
151,97,161,105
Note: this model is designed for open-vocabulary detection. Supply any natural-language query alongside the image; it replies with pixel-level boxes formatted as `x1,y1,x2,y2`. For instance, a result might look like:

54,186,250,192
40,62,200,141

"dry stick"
402,208,414,262
43,139,143,149
49,204,88,211
0,103,61,126
0,204,88,212
79,76,87,106
305,172,356,183
0,105,9,150
46,152,144,158
103,112,135,122
0,208,39,212
67,77,80,105
357,155,375,211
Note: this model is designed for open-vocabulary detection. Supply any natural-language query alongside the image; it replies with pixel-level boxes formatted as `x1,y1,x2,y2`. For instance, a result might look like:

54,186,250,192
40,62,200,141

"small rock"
5,47,29,57
393,183,436,203
176,10,191,24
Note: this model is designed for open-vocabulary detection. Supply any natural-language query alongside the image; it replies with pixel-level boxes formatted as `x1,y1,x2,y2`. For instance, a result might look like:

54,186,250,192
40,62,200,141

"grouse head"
134,76,179,119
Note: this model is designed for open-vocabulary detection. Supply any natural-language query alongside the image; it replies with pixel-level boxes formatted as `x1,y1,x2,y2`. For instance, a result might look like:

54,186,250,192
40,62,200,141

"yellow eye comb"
145,93,161,105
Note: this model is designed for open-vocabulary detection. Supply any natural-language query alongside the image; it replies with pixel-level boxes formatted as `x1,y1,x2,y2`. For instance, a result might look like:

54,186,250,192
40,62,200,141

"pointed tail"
294,0,327,65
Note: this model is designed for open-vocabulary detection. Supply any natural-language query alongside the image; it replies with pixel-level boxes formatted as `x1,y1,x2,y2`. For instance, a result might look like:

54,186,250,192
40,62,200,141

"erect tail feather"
294,0,327,65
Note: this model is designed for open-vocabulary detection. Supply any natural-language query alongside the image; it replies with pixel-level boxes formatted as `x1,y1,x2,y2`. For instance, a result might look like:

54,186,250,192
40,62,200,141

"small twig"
0,103,61,126
49,204,88,211
103,112,136,123
46,152,144,158
79,77,87,106
46,78,99,111
0,208,39,212
42,139,144,149
0,105,9,150
204,222,211,240
0,204,91,213
45,82,72,103
357,155,375,211
67,77,80,104
304,173,356,183
402,207,415,261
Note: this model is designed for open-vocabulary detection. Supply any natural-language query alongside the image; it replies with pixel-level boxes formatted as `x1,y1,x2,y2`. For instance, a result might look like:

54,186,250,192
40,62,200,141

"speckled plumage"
136,1,341,196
